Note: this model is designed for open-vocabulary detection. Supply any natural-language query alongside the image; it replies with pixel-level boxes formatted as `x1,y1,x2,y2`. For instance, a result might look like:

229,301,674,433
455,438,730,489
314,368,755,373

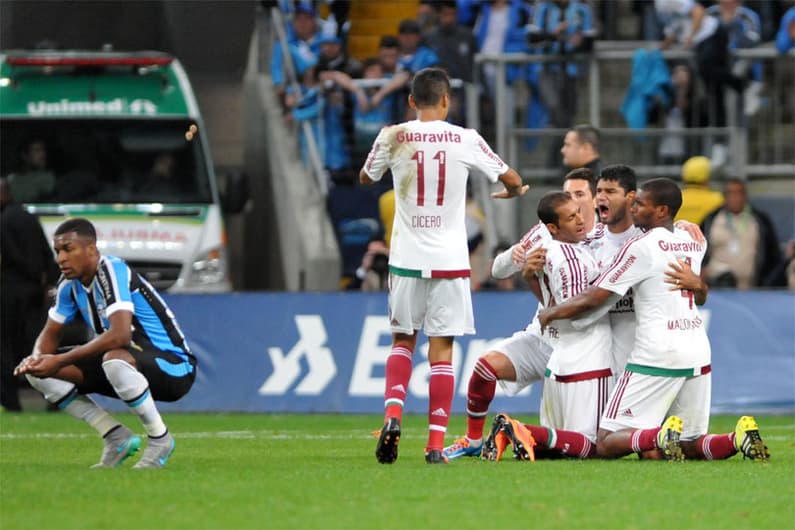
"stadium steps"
344,0,419,60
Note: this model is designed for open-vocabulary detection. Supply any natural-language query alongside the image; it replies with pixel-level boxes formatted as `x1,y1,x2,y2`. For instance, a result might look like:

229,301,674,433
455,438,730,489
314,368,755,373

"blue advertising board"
143,291,795,415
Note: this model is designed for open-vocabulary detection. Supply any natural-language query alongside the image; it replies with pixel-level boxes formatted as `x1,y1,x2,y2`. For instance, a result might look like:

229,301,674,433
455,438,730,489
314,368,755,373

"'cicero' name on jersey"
658,240,703,252
608,255,636,282
412,215,442,228
396,131,461,143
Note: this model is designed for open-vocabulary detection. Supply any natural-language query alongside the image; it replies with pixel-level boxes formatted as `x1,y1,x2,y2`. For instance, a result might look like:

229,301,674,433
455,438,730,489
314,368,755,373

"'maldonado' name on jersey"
50,255,192,365
595,227,710,372
363,120,506,277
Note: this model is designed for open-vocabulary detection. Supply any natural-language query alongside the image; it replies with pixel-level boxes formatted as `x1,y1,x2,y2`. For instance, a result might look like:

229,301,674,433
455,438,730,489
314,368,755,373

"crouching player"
15,218,197,468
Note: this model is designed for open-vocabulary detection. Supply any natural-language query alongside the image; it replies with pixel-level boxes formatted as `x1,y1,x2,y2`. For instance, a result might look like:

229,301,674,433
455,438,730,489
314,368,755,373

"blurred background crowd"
263,0,794,291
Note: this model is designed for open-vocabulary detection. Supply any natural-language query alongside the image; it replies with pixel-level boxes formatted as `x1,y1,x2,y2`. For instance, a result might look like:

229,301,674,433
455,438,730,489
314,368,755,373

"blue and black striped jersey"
49,255,192,366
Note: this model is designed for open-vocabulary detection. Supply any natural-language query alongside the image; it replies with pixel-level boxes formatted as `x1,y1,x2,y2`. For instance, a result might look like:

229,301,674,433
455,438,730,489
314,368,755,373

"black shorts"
74,342,197,403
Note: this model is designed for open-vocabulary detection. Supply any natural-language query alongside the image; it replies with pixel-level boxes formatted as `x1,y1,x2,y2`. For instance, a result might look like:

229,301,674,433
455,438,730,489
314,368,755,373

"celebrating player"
442,168,600,461
359,67,528,464
483,191,613,461
15,218,196,468
538,178,769,461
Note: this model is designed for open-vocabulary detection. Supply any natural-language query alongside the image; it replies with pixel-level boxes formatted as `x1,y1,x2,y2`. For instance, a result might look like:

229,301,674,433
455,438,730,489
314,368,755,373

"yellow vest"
676,186,724,225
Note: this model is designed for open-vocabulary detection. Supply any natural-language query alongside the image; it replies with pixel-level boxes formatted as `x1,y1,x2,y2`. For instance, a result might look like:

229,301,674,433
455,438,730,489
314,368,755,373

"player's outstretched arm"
538,286,613,333
491,168,529,199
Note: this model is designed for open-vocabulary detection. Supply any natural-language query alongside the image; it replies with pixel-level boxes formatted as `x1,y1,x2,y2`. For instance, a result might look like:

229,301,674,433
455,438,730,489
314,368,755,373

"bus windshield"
0,118,213,204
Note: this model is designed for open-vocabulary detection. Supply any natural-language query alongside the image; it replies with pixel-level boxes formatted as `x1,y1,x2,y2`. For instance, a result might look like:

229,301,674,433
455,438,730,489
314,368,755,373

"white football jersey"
595,227,710,371
363,120,505,276
539,240,612,377
588,225,643,373
584,221,605,244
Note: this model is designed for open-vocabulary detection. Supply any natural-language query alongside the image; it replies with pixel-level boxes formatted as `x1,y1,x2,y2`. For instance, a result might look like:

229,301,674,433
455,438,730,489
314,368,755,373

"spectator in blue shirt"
471,0,532,136
369,20,440,122
775,6,795,53
707,0,763,116
473,0,531,99
271,5,320,105
528,0,596,130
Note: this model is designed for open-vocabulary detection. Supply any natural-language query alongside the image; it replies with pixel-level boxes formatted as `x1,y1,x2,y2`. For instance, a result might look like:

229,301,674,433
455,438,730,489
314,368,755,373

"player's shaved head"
538,191,573,227
54,217,97,241
410,67,450,107
640,178,682,219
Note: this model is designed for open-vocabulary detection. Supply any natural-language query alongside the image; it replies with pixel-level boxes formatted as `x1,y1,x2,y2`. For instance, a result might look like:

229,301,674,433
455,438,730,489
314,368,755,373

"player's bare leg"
596,416,684,461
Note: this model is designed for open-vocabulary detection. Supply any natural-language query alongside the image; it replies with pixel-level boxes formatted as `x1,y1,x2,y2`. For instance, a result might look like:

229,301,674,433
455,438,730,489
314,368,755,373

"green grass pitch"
1,413,793,529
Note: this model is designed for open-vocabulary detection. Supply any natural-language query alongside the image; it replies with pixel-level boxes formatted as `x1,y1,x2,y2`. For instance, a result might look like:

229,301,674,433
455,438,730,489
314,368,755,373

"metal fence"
471,43,795,181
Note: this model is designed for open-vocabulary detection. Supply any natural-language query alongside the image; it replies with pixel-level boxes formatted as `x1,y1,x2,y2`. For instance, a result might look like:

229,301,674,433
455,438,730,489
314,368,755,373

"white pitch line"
3,425,792,442
758,424,795,431
0,430,427,441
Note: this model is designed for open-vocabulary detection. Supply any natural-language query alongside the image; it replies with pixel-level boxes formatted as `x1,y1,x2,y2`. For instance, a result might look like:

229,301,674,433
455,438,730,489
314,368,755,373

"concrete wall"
241,28,340,291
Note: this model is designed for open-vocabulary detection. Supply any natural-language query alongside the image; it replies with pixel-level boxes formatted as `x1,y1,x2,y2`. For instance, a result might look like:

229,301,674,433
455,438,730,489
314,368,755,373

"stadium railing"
470,44,795,246
472,43,795,181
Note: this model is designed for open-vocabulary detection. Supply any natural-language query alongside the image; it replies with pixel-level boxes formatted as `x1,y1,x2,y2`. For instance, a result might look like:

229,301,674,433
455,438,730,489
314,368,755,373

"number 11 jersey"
363,120,506,277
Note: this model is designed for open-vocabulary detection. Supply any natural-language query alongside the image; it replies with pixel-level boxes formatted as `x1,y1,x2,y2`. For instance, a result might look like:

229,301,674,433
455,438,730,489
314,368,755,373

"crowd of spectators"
267,0,795,291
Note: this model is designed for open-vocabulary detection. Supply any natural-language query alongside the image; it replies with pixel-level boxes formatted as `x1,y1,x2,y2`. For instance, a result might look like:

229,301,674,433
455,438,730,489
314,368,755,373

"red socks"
694,433,738,460
427,361,454,451
527,425,596,458
383,345,413,421
465,357,497,440
630,427,662,453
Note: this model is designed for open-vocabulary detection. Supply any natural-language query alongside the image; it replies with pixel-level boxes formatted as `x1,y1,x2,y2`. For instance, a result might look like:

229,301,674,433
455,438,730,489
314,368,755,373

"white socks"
26,360,168,439
25,375,120,436
102,359,167,438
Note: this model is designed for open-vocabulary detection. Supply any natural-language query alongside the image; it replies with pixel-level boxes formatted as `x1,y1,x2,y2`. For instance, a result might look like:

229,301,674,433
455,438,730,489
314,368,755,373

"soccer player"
587,165,643,380
15,218,196,468
538,178,769,461
444,166,704,461
562,167,602,240
360,67,528,464
484,191,612,461
442,168,599,461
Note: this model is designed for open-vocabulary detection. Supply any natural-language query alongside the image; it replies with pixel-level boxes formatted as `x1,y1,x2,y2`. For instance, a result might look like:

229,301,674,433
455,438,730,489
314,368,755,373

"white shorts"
494,322,553,396
600,371,711,441
539,375,611,443
388,275,474,336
